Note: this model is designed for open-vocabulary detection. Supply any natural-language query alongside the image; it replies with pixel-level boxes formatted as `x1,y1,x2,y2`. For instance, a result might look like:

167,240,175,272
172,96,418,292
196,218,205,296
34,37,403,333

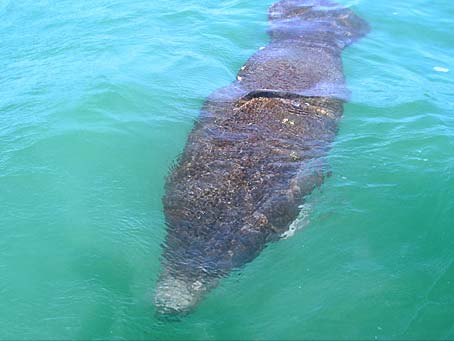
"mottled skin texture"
155,0,369,314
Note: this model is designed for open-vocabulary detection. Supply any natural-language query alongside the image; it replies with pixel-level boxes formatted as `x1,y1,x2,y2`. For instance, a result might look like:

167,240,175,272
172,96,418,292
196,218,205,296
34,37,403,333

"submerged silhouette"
155,0,369,315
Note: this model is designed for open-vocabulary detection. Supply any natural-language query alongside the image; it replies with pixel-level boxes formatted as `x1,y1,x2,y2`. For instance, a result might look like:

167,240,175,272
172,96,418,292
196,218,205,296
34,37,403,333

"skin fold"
154,0,369,315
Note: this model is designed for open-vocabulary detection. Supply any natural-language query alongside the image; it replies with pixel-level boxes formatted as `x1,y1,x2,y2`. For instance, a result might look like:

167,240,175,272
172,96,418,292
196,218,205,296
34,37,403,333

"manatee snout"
154,270,215,316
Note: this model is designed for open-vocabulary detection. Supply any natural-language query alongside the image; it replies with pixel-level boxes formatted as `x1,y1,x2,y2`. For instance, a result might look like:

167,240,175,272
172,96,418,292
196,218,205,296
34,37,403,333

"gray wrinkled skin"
155,0,369,315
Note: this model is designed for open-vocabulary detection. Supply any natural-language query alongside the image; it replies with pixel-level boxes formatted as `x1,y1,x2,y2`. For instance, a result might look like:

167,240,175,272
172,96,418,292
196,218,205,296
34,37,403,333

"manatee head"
154,222,271,316
153,241,228,316
154,270,217,316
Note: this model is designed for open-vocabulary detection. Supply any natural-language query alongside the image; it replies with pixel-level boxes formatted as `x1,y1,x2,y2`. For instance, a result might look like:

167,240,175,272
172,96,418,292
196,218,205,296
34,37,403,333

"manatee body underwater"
154,0,369,315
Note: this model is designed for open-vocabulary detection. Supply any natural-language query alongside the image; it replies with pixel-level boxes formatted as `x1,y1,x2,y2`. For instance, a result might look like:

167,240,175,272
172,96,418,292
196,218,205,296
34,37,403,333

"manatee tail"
269,0,370,48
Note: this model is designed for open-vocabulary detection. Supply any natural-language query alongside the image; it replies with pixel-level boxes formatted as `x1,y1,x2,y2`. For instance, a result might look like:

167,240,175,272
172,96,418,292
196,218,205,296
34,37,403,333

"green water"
1,0,453,339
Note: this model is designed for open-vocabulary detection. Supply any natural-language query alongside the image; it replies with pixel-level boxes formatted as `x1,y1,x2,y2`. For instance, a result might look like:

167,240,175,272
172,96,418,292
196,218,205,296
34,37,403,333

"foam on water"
281,203,313,239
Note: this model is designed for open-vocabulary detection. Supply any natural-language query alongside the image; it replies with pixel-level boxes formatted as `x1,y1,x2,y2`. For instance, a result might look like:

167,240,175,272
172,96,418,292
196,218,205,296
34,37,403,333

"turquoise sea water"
1,0,453,339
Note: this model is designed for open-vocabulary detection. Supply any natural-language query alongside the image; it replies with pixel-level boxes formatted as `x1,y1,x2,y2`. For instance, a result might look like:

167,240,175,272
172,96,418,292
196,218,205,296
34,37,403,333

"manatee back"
234,0,369,101
236,42,348,100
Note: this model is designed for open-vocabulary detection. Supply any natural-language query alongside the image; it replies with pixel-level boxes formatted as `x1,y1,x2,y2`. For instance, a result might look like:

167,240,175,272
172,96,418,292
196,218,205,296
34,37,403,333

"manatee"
154,0,369,315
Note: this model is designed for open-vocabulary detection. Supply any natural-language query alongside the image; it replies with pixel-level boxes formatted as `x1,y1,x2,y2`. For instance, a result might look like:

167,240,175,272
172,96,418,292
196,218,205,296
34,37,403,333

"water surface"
0,0,453,339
